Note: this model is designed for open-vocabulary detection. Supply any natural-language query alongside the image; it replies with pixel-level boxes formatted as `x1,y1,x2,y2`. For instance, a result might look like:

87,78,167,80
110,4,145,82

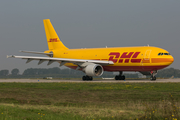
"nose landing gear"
150,71,157,81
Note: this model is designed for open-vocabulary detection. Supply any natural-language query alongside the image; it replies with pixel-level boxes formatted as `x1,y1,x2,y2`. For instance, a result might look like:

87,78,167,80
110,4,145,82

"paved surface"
0,78,179,83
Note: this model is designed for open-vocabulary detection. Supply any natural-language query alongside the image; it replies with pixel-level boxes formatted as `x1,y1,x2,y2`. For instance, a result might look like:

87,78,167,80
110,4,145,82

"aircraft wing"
7,55,114,66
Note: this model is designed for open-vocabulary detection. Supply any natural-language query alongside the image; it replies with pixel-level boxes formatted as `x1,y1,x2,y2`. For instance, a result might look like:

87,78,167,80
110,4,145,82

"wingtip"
7,55,14,58
7,55,11,58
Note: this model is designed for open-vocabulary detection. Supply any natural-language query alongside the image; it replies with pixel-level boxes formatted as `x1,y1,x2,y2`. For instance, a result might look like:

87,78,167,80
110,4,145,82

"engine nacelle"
83,64,103,76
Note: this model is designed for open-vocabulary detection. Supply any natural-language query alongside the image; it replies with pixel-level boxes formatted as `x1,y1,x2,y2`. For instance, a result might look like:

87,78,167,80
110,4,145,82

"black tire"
82,76,86,81
122,75,125,80
150,76,156,81
86,76,90,81
90,76,93,81
115,76,119,80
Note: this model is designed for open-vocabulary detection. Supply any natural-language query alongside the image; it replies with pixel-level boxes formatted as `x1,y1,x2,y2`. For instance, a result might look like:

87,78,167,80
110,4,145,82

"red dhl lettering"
108,52,141,63
120,52,134,58
125,59,130,63
118,59,123,63
132,52,140,58
48,38,59,42
108,52,120,63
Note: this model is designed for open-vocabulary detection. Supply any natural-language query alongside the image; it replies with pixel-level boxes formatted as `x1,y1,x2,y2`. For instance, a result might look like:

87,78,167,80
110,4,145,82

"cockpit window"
158,52,171,56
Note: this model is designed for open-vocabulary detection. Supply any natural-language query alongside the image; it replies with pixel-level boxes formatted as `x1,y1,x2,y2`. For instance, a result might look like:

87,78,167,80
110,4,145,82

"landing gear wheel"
115,75,120,80
150,76,156,81
115,75,125,80
82,76,86,81
150,71,157,81
82,76,93,81
89,76,93,81
122,75,125,80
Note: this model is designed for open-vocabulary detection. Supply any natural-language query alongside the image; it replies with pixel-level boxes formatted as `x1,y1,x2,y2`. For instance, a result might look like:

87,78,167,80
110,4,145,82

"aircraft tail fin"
43,19,68,50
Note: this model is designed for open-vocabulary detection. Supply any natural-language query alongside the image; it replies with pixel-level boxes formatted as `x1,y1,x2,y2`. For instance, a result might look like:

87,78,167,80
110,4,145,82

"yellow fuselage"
51,46,174,72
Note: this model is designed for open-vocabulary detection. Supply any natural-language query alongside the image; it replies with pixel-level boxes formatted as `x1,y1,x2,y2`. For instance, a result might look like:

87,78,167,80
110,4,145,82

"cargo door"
144,50,151,60
141,49,152,70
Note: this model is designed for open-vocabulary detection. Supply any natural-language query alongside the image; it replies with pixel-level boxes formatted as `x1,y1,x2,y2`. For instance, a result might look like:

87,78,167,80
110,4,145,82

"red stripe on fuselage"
66,65,168,72
103,65,168,71
131,59,141,63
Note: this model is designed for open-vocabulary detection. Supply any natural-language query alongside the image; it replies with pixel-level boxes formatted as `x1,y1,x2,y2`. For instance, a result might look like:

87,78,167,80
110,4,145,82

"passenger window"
164,53,168,55
161,53,163,55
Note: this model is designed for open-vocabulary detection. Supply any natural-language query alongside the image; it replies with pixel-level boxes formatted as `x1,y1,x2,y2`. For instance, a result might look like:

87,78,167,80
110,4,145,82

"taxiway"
0,78,179,83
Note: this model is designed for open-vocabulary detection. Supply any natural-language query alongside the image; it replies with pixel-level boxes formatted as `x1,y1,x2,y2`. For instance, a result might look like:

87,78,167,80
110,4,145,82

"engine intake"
84,64,103,76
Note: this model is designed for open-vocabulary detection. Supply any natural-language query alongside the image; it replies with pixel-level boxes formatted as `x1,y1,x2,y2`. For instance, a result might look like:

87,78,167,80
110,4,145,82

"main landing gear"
150,71,157,81
115,71,125,80
82,75,93,81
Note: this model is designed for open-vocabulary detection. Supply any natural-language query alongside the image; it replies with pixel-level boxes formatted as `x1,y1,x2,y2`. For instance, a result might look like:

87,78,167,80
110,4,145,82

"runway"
0,78,179,83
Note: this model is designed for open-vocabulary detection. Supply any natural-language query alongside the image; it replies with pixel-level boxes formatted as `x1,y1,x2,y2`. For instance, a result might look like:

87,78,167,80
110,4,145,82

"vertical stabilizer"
43,19,68,50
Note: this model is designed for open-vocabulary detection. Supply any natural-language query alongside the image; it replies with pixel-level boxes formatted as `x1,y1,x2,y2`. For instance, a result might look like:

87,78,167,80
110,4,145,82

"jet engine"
83,64,103,76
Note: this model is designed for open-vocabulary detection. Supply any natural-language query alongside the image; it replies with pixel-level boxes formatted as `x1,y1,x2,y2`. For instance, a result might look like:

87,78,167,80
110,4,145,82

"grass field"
0,82,180,120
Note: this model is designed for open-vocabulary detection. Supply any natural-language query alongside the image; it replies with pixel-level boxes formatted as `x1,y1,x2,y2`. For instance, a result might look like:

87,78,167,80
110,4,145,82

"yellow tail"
43,19,68,50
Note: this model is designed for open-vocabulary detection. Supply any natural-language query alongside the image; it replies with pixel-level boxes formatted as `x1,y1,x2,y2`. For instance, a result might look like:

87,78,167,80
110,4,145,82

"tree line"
156,68,180,78
0,67,138,79
0,67,179,78
0,67,114,78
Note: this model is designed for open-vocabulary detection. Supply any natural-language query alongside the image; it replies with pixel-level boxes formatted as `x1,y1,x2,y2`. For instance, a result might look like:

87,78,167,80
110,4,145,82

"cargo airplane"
7,19,174,81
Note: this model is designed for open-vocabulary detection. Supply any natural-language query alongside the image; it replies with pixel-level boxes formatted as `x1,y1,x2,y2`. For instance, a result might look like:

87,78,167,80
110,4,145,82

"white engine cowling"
84,64,103,76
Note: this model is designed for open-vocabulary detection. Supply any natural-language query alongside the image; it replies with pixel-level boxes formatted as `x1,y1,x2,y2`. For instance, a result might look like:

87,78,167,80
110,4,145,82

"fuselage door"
144,49,152,60
141,49,152,69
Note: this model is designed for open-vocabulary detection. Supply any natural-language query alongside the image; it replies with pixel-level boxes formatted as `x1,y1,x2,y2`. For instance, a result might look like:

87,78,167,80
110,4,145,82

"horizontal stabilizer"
20,50,53,56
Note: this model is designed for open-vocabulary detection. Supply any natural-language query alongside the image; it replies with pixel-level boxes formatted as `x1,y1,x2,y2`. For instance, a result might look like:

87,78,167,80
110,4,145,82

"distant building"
43,77,53,80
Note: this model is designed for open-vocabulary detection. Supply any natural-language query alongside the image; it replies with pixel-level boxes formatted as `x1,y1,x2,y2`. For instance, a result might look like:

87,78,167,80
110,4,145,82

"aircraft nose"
170,56,174,63
166,56,174,65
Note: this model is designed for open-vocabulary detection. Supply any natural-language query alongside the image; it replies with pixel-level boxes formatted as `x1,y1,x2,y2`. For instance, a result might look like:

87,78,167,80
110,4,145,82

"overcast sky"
0,0,180,73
